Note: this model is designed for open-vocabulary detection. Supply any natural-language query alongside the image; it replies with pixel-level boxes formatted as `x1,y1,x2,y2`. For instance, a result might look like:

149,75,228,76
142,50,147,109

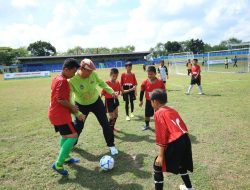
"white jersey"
158,66,168,81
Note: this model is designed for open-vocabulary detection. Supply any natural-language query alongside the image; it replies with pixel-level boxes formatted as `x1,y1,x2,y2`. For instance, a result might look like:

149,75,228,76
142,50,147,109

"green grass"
0,65,250,190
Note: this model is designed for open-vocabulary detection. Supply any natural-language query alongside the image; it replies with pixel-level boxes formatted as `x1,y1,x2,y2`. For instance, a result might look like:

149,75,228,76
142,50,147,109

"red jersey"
102,80,121,99
120,72,137,86
154,106,188,146
191,65,201,76
48,74,72,125
141,78,165,100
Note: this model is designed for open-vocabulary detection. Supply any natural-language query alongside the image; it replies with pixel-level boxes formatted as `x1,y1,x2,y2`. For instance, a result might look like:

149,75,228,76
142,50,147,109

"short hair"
125,61,132,67
110,68,119,75
150,89,167,104
63,58,80,70
193,59,198,62
147,65,156,73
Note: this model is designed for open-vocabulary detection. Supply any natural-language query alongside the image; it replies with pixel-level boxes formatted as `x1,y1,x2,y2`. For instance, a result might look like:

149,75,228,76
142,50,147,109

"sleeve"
69,80,81,116
55,80,68,100
165,66,168,75
155,115,168,147
140,80,146,91
96,73,114,94
133,73,138,85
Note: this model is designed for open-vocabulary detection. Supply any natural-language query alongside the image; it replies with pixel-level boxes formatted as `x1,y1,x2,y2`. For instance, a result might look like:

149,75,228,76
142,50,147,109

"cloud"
96,0,117,7
11,0,38,8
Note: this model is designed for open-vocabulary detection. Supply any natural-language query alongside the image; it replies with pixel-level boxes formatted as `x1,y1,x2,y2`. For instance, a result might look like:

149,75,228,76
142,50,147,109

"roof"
17,51,151,61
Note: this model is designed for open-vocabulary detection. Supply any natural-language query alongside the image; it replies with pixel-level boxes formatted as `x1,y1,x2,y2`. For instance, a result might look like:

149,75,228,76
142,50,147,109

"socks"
145,120,150,127
56,138,77,168
60,137,67,147
198,85,203,93
187,85,193,93
180,171,192,189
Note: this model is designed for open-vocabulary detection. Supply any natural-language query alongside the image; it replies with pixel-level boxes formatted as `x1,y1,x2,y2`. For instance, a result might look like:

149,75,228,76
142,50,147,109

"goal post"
206,47,250,73
168,52,194,75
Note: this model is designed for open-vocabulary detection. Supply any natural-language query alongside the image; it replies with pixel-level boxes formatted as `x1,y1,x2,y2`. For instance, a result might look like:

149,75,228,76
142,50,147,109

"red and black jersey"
154,106,188,147
191,65,201,76
141,78,165,100
120,72,137,86
48,74,72,125
102,80,121,99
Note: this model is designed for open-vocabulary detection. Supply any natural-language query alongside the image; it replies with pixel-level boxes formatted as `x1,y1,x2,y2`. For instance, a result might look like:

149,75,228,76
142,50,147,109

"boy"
101,68,121,132
225,57,229,69
139,66,165,130
186,59,204,95
157,60,169,84
151,89,194,190
186,59,192,76
120,62,137,121
48,58,83,175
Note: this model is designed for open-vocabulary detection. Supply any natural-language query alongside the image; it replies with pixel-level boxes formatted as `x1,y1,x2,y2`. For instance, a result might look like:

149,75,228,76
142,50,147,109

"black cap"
147,65,156,73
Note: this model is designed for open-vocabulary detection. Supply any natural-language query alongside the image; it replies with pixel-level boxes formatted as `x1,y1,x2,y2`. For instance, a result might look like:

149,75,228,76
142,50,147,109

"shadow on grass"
167,89,182,92
189,134,199,144
203,93,221,97
73,147,100,162
114,130,155,143
58,151,151,190
132,115,154,122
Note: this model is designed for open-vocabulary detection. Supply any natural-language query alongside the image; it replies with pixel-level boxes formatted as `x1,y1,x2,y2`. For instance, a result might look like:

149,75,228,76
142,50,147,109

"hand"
139,101,143,107
112,92,118,98
77,114,86,121
70,105,79,114
155,156,163,167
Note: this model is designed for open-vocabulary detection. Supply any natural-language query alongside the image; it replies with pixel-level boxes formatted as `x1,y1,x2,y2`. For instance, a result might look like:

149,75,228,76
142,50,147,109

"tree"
220,37,242,47
185,39,205,54
67,46,83,55
27,41,56,56
165,41,182,53
0,47,29,65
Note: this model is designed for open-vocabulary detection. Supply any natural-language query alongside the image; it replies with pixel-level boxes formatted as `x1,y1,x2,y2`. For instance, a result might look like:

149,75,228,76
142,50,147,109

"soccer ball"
99,155,114,171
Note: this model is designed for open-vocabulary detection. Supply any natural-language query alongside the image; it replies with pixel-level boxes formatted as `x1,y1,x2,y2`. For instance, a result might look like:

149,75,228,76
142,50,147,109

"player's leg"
153,156,164,190
52,123,79,175
142,100,154,130
74,102,89,136
91,97,118,155
129,91,135,117
197,76,204,95
186,77,195,94
113,106,120,132
179,168,193,190
123,93,130,121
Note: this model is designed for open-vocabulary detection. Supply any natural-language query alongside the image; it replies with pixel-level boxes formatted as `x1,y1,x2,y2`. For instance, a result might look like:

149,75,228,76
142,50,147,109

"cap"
80,58,96,70
125,61,132,67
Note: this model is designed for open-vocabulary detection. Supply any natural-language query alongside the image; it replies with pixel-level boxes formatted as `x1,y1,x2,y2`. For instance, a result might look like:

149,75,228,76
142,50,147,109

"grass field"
0,65,250,190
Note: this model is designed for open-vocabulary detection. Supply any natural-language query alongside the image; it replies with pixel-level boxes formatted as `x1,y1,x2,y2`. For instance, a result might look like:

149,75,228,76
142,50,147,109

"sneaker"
185,92,190,95
198,92,204,95
109,146,118,155
64,157,80,164
130,113,134,118
126,116,130,121
51,162,68,175
142,125,150,131
179,184,194,190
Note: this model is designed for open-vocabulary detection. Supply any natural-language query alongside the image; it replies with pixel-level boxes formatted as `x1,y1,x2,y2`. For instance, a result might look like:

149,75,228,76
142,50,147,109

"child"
139,66,165,130
157,60,169,84
120,62,137,121
150,89,194,190
101,68,121,132
48,58,83,175
186,59,192,76
186,59,204,95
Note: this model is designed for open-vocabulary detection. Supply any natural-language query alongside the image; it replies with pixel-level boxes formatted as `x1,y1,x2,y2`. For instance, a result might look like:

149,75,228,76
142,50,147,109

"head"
110,68,119,81
147,65,157,79
79,58,96,78
192,59,198,65
188,59,191,63
150,89,168,111
62,58,80,79
125,62,132,72
160,60,164,66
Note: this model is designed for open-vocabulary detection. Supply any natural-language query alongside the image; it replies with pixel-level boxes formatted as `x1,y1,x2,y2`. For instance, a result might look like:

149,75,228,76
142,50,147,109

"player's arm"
139,82,145,107
96,73,116,97
165,66,169,79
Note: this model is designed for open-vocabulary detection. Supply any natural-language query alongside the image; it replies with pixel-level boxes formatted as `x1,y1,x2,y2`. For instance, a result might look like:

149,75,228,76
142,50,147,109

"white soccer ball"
100,155,114,171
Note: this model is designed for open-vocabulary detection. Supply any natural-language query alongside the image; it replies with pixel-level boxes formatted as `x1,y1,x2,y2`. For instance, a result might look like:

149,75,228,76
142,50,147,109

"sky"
0,0,249,52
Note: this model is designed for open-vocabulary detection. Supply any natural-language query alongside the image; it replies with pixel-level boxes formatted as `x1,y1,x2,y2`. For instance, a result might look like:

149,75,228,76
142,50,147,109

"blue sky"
0,0,249,52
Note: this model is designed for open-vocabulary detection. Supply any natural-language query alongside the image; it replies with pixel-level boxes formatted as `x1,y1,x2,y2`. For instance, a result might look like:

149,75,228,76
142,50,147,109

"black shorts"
123,85,136,101
165,134,193,174
145,100,154,117
105,98,119,113
54,122,76,135
191,76,201,86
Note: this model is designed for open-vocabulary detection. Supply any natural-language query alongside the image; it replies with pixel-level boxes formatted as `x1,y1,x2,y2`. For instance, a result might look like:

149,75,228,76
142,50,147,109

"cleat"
64,157,80,164
51,163,68,175
142,125,150,131
179,184,194,190
109,146,118,155
126,116,130,121
198,92,204,95
185,92,190,95
130,113,134,118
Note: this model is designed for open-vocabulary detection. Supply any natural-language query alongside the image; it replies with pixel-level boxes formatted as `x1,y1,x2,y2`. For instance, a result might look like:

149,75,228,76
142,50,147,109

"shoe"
64,157,80,164
185,92,190,95
142,125,150,131
110,146,118,155
179,184,194,190
198,92,204,95
130,113,134,118
126,116,130,121
51,162,68,175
